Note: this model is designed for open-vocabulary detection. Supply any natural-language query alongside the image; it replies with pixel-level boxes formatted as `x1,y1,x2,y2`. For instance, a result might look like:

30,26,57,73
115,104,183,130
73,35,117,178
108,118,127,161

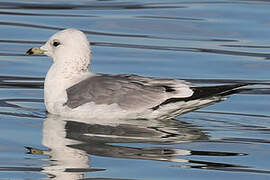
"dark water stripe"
0,166,43,171
93,42,270,59
191,165,270,174
0,98,43,102
174,154,270,174
0,22,160,39
0,11,98,17
0,75,44,80
174,159,270,174
0,39,44,44
0,81,43,88
222,137,270,144
240,88,270,95
183,117,267,130
136,15,204,21
0,2,186,10
0,76,44,88
222,44,270,48
189,159,247,168
195,110,270,118
191,150,246,156
0,21,63,32
198,48,270,59
0,52,26,56
0,1,266,11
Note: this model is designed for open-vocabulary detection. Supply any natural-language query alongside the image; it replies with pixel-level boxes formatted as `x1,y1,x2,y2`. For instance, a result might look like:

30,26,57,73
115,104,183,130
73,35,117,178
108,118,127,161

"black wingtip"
189,83,249,100
152,83,249,110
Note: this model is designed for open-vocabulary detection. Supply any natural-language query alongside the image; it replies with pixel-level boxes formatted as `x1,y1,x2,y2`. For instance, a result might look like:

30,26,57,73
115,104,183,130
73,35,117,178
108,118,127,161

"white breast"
44,64,91,114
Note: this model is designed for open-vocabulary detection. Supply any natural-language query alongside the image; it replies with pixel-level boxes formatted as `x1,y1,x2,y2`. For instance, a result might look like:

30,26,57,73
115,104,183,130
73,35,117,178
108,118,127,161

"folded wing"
64,74,193,110
64,74,246,112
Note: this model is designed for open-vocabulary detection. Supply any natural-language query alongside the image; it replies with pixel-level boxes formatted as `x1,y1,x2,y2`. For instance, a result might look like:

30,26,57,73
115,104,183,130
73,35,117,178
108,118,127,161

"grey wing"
64,74,247,111
64,74,190,110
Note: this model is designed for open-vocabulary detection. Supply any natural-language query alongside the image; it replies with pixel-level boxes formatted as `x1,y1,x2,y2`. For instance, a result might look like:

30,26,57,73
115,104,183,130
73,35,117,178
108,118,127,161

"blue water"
0,0,270,179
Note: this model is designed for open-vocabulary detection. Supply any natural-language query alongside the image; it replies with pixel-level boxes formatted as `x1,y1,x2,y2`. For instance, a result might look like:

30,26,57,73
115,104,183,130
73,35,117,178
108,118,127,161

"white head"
26,28,91,73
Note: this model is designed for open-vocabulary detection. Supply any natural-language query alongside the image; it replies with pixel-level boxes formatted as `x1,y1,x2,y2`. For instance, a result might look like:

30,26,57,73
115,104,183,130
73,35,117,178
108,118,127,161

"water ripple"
0,10,98,17
1,1,270,179
0,2,187,10
93,42,270,59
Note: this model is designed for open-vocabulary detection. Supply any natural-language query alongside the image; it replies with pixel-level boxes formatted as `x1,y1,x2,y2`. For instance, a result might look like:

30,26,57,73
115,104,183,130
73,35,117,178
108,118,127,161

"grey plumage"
64,73,246,111
64,74,174,109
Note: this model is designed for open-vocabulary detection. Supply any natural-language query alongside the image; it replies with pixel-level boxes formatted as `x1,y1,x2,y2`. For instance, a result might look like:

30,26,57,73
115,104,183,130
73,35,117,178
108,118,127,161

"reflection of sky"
0,0,270,179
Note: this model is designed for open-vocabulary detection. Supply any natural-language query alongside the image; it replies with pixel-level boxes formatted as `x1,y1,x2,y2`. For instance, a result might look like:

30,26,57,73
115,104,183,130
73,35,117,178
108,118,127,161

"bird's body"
26,28,245,120
44,70,223,120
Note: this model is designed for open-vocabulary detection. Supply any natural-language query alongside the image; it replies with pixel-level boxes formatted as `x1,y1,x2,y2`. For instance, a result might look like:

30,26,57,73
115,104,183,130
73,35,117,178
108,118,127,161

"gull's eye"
53,41,61,47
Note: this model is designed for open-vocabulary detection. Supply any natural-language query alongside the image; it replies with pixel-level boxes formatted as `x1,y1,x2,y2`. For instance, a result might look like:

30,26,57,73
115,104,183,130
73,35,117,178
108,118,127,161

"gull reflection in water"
27,115,244,179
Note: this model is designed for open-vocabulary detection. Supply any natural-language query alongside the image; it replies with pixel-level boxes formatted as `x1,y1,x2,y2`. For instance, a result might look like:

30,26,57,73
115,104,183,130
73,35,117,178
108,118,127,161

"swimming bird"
26,28,246,120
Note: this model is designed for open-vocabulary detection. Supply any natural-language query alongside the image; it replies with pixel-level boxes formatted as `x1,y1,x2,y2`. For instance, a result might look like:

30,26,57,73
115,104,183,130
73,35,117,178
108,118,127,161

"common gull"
26,28,246,120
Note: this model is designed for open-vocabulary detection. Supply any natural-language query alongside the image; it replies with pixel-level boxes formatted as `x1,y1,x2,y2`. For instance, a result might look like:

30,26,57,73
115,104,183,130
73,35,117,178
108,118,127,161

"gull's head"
26,28,91,72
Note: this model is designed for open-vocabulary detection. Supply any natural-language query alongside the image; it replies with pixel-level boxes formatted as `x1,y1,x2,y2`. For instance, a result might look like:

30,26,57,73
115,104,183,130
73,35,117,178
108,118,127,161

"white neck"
44,63,90,114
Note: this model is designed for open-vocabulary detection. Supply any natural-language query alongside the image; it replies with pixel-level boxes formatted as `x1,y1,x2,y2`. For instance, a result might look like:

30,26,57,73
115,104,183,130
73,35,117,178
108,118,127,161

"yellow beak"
25,47,46,56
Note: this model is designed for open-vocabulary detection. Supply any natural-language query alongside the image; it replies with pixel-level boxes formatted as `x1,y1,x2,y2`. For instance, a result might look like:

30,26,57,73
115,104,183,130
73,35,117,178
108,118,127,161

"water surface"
0,0,270,179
